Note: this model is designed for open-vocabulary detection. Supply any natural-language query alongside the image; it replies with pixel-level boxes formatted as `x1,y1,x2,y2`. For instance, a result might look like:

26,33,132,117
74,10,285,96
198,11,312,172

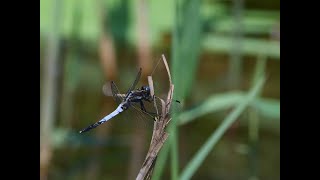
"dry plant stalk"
136,54,174,180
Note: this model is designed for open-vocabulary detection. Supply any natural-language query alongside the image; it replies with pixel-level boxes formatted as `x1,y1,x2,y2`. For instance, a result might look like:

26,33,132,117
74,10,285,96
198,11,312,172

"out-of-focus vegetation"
40,0,279,179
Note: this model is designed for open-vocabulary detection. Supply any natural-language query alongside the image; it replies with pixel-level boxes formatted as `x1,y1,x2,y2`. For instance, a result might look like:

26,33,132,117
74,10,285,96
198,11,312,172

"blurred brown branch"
84,0,118,179
97,0,118,79
128,0,153,179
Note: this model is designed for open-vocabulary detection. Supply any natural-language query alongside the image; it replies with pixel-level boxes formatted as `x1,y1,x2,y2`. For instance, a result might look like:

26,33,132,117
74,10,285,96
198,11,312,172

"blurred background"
40,0,279,179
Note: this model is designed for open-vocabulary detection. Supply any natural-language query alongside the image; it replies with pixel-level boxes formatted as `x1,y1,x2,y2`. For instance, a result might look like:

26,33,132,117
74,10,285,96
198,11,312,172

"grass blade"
248,53,267,179
178,92,279,126
179,75,266,180
169,115,179,180
178,92,243,125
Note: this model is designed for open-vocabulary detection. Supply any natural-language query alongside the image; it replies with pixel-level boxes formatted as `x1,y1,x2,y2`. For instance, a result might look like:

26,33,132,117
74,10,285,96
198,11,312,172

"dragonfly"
79,68,176,134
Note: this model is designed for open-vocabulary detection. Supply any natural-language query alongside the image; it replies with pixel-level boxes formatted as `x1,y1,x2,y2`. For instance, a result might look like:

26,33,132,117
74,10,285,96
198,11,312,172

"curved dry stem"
136,54,174,180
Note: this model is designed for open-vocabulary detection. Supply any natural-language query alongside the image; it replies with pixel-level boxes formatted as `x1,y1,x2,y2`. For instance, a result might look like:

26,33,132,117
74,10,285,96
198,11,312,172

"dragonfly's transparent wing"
131,102,157,119
125,68,142,97
128,97,181,121
111,81,124,104
126,102,155,129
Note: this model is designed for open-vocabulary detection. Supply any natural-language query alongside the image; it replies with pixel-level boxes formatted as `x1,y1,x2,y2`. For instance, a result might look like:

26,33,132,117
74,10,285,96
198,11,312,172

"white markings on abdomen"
79,103,126,133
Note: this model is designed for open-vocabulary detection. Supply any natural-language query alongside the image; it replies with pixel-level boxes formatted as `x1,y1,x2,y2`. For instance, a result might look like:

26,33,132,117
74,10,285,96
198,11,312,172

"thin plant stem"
180,76,266,180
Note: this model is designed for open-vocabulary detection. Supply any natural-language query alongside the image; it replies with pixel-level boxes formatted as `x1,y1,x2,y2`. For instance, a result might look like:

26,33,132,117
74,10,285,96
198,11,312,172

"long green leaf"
169,0,181,178
203,34,280,59
178,92,243,125
248,53,267,178
178,92,279,125
179,76,266,180
169,0,202,179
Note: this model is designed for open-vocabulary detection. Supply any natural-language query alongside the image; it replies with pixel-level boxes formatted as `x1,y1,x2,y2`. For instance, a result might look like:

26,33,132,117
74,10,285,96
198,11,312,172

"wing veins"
126,68,142,98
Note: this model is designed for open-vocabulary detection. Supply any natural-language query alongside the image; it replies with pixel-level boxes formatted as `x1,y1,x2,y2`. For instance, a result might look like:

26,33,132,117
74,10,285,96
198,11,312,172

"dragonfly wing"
130,102,157,119
124,102,155,129
125,68,142,97
111,81,124,104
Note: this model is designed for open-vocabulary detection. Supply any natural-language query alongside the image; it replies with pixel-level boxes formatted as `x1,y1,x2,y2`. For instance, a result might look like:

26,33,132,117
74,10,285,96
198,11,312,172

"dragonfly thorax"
125,86,152,103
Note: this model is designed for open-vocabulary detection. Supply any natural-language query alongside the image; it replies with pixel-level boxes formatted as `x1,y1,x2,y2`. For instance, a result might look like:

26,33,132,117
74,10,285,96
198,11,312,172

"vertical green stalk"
169,0,181,179
228,0,244,89
252,55,267,86
248,107,259,179
248,54,267,179
152,141,170,180
152,0,181,176
169,115,179,180
152,0,201,178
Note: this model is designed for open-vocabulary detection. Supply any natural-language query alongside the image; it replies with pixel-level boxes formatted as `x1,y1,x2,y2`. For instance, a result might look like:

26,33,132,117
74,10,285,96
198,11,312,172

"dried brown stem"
136,54,174,180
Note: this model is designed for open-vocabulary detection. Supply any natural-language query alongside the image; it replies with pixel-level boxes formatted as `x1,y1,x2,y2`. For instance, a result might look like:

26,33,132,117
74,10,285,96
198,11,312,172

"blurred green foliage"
40,0,279,179
40,0,279,58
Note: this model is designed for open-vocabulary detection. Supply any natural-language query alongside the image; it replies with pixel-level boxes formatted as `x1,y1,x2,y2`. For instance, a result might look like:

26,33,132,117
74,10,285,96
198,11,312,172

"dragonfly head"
141,86,151,94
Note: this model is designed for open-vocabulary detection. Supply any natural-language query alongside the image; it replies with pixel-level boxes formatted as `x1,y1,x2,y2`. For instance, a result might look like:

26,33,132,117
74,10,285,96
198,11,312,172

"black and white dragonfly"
79,68,175,134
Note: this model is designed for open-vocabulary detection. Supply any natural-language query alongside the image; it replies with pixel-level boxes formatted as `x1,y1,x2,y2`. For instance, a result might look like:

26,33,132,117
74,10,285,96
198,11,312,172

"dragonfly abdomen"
79,103,126,133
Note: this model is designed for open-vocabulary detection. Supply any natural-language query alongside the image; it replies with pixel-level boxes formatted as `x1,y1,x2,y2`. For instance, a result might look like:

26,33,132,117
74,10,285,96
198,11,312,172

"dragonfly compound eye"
142,86,150,93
